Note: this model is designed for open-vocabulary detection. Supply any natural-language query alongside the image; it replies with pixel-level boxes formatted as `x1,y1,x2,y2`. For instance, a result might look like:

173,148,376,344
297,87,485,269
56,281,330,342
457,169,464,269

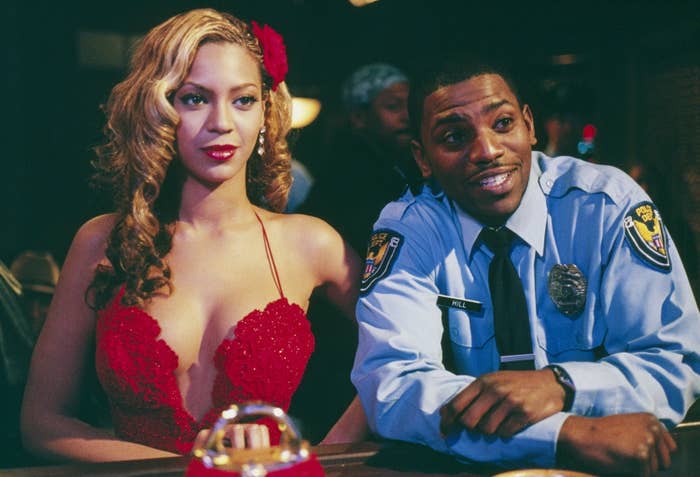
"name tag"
436,294,483,312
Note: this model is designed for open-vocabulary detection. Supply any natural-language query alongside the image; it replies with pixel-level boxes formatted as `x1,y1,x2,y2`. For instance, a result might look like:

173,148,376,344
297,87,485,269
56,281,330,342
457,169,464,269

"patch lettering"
623,201,671,271
360,230,403,294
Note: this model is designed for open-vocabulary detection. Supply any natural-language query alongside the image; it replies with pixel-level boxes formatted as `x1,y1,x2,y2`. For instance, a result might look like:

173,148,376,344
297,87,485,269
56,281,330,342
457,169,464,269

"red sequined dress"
95,215,314,454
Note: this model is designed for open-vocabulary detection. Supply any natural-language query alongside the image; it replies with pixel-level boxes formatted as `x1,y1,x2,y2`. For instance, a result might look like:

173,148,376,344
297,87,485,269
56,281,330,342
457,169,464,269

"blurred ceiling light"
349,0,380,6
291,97,322,129
551,54,579,65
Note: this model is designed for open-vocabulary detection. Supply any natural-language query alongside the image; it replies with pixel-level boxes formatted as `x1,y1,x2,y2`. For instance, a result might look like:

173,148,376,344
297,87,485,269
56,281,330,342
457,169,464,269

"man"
351,60,700,475
295,64,423,441
302,62,422,255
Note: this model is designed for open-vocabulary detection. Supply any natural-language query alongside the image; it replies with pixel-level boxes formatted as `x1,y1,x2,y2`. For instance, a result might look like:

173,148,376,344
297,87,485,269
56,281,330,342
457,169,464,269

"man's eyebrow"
482,99,513,114
430,98,516,131
432,113,468,130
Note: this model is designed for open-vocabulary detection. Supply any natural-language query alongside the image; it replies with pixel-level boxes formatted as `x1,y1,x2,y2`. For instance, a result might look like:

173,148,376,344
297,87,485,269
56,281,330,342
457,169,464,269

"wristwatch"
547,364,576,412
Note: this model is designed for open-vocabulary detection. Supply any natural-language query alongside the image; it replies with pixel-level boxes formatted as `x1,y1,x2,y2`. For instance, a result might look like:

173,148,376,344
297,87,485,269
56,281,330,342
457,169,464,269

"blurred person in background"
292,63,422,441
10,250,60,335
302,62,422,255
0,260,35,467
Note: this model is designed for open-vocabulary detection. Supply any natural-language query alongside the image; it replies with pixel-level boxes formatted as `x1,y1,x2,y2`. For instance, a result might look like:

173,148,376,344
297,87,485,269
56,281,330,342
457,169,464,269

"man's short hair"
408,56,522,140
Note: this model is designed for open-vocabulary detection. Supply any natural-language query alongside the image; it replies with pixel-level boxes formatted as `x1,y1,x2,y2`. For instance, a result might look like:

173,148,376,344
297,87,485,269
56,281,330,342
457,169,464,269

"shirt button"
546,179,554,187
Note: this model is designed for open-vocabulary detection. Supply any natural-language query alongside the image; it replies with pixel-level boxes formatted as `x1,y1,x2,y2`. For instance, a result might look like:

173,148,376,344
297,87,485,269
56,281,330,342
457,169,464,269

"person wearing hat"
342,63,415,174
302,62,422,256
10,250,60,335
0,259,36,467
293,63,422,442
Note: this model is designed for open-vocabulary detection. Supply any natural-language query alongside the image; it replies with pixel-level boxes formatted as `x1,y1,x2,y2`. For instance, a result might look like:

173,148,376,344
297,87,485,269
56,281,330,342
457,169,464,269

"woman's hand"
194,424,271,450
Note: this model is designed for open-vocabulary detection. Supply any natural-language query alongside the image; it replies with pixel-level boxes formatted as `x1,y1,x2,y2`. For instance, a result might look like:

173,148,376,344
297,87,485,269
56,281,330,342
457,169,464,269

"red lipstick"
202,144,237,161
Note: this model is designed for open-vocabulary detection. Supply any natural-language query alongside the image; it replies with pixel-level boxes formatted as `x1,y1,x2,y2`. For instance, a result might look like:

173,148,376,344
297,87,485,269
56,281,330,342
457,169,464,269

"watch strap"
546,364,575,412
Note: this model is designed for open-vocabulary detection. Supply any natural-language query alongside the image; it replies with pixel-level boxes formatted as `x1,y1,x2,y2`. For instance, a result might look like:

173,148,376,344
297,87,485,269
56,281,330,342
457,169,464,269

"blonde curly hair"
89,8,293,309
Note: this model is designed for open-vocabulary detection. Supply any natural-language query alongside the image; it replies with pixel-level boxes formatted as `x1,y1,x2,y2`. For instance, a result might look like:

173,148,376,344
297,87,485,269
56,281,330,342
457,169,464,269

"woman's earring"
257,127,266,156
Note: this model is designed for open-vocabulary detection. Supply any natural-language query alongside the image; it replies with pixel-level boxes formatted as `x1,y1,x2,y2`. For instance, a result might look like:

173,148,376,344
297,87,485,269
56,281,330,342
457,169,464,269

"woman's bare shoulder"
269,212,341,250
69,213,118,263
78,213,117,233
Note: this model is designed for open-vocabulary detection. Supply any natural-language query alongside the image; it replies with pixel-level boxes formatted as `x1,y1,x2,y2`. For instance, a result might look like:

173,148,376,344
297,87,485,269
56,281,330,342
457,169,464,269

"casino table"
3,422,699,477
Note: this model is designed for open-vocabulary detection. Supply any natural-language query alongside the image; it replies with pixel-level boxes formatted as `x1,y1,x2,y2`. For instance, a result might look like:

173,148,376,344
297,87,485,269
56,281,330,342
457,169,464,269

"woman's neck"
177,176,256,231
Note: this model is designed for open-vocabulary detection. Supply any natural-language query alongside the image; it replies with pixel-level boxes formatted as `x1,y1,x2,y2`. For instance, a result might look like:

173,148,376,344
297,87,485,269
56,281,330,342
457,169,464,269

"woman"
21,8,367,462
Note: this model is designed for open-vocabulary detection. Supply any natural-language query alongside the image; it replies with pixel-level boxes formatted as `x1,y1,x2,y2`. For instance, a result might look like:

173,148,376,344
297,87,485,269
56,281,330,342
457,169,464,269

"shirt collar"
453,152,547,257
506,154,547,255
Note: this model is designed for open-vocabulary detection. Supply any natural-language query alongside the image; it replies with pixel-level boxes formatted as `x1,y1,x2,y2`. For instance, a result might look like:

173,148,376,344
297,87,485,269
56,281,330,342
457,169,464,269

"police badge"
548,264,587,318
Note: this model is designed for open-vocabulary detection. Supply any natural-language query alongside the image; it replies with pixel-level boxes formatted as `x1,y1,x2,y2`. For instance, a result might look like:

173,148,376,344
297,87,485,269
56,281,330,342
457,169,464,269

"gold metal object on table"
190,402,314,477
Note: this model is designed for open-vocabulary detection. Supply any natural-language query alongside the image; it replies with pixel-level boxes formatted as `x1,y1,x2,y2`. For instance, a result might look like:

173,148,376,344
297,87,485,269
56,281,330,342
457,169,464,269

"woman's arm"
21,215,177,462
305,218,361,320
319,395,368,444
303,218,369,443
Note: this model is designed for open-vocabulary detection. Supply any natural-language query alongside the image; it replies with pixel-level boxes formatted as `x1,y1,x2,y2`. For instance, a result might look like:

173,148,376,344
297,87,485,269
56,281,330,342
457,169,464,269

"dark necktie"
480,227,534,370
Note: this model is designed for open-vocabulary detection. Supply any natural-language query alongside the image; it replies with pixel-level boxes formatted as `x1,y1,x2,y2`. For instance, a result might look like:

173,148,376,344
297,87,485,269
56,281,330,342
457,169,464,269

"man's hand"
439,369,566,437
557,413,676,476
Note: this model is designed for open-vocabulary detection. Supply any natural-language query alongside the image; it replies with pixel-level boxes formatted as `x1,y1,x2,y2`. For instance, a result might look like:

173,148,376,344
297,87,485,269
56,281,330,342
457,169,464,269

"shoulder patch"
360,230,404,295
623,201,671,271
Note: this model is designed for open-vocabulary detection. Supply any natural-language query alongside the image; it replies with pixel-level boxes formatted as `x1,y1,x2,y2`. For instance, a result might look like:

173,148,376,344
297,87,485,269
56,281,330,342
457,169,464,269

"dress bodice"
94,214,314,454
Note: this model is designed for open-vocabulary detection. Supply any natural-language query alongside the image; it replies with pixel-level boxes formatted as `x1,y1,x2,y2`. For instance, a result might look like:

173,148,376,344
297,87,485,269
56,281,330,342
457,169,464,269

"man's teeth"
480,172,509,187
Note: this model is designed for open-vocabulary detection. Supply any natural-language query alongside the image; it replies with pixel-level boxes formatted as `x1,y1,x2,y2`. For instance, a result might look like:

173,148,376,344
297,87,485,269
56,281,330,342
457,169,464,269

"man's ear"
349,110,367,130
522,104,537,146
411,139,432,178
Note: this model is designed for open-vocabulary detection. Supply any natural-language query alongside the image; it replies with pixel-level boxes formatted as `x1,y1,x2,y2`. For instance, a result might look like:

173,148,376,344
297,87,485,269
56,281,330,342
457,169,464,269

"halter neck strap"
254,212,285,299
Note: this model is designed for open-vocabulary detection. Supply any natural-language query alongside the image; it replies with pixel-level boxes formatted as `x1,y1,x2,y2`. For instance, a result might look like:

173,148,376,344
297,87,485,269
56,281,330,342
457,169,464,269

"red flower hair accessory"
251,21,288,91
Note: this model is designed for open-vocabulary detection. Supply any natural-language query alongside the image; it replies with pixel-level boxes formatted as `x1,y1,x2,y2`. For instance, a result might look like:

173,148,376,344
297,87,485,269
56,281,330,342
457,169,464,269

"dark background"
2,0,699,288
1,0,698,447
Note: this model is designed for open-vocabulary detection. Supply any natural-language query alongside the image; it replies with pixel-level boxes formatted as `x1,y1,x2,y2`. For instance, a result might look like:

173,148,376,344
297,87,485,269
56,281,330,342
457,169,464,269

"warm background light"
350,0,377,7
291,97,322,129
348,0,380,6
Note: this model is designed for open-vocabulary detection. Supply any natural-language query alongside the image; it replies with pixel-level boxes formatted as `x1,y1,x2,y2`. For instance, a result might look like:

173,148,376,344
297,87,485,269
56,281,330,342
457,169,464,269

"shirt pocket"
447,308,493,347
536,297,607,360
446,308,498,374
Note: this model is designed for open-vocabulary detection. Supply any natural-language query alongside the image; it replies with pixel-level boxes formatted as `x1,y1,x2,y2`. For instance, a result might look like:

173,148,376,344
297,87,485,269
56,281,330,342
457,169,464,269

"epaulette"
379,195,416,222
538,155,633,205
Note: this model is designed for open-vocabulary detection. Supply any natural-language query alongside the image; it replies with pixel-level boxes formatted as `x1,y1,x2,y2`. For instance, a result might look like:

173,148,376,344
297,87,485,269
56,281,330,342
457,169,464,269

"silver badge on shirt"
548,264,587,318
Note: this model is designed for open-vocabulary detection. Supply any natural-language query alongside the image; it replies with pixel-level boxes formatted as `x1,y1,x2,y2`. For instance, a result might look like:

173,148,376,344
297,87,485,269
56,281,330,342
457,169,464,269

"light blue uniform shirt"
352,152,700,468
